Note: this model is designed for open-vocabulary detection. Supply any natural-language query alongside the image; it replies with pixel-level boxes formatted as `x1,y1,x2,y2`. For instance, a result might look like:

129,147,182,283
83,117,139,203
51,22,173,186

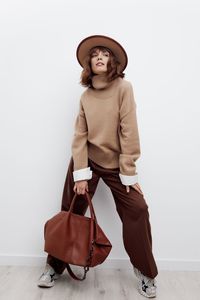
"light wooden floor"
0,266,199,300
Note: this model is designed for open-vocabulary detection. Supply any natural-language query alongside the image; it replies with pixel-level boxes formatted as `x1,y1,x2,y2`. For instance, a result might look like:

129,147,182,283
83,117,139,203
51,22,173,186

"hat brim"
76,35,128,72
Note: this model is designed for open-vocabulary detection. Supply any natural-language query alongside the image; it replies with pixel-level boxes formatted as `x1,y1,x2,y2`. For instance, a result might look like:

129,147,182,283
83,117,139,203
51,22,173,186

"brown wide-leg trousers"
47,156,158,279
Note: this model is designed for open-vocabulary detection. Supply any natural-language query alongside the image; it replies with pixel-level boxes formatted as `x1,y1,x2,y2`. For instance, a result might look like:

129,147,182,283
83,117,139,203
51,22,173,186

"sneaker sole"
37,273,61,288
37,280,55,288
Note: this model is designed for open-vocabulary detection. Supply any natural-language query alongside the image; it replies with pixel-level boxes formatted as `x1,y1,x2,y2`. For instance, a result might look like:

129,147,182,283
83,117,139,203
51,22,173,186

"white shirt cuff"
119,173,138,186
73,167,92,182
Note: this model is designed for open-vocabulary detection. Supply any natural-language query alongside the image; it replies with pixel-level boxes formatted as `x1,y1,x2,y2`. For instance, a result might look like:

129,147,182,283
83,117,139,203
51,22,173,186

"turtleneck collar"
87,75,122,99
91,73,115,90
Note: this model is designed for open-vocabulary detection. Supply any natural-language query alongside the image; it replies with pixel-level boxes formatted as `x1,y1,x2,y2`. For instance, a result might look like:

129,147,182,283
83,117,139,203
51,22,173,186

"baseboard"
0,254,200,271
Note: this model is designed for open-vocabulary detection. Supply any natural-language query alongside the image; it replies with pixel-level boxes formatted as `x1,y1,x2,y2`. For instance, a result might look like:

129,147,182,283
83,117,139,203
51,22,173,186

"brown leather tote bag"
44,191,112,280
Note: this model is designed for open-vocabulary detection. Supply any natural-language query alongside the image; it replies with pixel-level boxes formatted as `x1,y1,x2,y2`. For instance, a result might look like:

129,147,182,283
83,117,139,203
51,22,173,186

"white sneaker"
37,263,61,288
133,266,157,298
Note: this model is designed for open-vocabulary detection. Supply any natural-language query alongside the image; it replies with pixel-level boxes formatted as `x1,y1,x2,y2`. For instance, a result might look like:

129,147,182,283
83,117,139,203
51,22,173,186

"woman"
37,35,158,298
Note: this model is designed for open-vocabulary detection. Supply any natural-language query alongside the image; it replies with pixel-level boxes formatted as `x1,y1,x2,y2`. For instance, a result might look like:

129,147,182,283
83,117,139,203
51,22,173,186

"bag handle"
69,191,98,223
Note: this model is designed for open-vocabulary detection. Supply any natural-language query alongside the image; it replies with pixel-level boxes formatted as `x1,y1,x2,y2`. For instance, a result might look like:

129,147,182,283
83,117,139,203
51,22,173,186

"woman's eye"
91,53,109,58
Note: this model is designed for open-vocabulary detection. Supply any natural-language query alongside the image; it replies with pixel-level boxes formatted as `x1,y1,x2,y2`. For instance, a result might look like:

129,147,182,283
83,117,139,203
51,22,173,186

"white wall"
0,0,200,270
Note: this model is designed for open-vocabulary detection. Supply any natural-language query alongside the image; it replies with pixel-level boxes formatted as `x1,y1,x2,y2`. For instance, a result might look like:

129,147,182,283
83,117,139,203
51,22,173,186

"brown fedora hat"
76,34,128,72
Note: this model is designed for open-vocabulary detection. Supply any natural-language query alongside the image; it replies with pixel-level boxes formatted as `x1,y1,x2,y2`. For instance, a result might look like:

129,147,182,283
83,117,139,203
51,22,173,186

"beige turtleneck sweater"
71,74,141,186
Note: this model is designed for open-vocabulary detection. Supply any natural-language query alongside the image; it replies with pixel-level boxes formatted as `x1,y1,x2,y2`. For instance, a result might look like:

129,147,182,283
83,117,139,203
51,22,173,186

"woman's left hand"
126,183,143,195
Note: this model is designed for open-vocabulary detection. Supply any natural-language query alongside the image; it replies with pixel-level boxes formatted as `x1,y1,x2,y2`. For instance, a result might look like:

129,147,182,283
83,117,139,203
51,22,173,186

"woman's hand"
126,183,143,195
73,180,89,195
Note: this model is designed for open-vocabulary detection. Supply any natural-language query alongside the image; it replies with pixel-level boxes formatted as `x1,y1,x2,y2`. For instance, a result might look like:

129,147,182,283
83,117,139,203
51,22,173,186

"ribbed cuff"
119,173,138,186
73,167,92,182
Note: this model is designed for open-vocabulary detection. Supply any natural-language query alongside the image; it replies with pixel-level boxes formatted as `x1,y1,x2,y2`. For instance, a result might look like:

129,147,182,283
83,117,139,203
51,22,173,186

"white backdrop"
0,0,200,270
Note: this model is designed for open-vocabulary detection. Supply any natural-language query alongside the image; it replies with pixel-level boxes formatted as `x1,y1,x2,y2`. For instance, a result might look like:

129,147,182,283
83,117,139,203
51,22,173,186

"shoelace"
133,266,157,291
142,278,157,288
134,267,157,286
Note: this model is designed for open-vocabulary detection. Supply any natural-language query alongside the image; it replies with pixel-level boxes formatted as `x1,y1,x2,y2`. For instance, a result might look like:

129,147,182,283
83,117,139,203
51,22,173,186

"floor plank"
0,266,199,300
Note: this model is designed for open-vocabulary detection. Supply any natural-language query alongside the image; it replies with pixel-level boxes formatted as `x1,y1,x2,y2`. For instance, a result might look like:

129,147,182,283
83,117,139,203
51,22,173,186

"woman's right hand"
73,180,89,195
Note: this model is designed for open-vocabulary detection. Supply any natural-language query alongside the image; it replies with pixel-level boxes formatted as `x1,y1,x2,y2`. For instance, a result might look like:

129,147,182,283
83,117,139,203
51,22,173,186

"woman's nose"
97,53,103,60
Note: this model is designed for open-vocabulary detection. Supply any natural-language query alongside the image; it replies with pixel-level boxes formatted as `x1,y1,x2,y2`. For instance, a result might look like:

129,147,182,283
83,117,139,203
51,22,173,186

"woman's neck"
91,73,115,90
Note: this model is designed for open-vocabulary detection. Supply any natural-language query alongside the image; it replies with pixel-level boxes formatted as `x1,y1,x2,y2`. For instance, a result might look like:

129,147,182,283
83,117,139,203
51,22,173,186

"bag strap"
65,236,95,281
65,191,97,281
66,264,90,281
69,191,97,263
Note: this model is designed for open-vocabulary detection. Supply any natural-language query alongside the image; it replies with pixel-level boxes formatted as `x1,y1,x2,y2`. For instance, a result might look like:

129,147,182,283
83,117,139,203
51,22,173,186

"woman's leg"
46,156,100,274
88,159,158,279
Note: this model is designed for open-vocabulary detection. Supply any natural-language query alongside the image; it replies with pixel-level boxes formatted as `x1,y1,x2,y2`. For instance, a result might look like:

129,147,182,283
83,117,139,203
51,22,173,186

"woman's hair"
79,46,125,88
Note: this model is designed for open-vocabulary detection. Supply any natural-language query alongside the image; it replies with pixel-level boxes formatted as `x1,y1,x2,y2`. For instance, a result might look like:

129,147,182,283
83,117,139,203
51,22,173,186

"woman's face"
90,48,110,75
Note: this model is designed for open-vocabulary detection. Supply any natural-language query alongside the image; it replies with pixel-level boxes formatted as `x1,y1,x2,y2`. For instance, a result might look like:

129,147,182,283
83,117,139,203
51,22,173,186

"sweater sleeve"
118,82,141,186
71,95,92,182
